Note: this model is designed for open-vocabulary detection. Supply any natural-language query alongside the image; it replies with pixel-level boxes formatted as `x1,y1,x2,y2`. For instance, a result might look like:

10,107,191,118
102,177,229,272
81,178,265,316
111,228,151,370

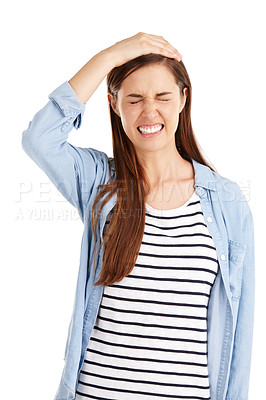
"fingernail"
172,53,181,61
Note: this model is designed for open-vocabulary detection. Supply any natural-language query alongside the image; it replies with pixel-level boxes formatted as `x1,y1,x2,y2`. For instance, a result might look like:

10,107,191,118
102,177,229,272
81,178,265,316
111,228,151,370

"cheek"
119,113,135,136
163,106,180,132
164,106,179,122
121,108,138,127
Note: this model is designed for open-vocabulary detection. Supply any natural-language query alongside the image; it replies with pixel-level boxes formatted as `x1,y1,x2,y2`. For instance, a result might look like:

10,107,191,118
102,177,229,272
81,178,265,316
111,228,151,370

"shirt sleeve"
225,194,255,399
21,80,109,223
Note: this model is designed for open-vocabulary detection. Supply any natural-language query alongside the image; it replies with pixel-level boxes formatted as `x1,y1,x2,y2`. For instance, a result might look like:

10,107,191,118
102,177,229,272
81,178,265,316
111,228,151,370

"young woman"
22,32,255,400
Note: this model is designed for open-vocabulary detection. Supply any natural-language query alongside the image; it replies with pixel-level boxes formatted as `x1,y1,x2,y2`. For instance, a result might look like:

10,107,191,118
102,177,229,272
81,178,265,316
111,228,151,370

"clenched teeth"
138,124,163,134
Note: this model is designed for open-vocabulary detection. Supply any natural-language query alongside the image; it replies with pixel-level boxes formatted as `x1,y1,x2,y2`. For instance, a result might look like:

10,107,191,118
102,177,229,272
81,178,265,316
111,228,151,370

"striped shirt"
75,190,219,400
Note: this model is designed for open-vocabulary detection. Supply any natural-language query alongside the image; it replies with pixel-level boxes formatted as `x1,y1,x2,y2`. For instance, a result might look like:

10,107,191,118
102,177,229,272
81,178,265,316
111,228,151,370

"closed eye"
130,99,170,104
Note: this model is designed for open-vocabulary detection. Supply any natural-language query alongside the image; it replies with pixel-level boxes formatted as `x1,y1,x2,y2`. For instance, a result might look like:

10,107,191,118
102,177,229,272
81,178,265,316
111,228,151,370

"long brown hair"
90,54,216,286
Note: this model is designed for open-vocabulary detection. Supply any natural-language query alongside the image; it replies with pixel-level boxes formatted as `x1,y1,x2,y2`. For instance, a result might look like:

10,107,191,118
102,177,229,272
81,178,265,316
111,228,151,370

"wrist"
99,46,120,70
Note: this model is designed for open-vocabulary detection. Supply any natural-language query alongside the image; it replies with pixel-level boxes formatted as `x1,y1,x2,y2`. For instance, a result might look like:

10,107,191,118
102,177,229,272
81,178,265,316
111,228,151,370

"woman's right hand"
104,32,182,68
68,32,182,104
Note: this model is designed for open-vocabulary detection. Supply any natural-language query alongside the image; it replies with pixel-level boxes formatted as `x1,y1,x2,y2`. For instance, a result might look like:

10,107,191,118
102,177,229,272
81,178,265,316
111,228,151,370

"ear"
179,87,188,113
108,93,121,117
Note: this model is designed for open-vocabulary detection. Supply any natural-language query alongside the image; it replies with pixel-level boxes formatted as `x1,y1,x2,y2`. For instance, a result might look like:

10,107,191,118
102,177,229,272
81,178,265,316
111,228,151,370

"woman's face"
108,63,187,154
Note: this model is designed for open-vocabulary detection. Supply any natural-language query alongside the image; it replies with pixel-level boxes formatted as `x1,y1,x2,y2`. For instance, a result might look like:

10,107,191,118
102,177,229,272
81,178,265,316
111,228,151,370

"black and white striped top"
75,190,219,400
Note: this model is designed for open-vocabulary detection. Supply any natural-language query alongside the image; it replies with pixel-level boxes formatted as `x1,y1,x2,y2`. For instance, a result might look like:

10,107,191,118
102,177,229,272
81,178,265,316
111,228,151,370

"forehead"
119,63,178,95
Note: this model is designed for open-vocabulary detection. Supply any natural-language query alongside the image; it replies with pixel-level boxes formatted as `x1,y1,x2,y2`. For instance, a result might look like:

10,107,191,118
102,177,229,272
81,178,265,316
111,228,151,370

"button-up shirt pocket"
228,239,246,300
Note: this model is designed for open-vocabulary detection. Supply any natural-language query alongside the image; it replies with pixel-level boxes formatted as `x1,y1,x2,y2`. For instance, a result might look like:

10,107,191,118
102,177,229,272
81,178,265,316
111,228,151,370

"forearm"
68,49,115,104
21,80,107,221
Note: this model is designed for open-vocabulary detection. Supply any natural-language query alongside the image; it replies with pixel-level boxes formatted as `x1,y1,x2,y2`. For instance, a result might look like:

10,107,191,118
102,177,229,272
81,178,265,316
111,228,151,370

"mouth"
137,123,164,137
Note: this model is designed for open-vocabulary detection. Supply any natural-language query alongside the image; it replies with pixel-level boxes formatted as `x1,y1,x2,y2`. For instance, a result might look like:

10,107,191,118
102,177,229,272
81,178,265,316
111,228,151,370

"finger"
143,33,181,55
145,35,182,59
157,46,182,61
147,39,182,60
143,44,181,61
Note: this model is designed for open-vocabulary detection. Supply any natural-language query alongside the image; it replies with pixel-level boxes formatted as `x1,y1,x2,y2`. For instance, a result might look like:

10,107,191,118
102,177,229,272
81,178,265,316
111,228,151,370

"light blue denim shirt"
21,80,255,400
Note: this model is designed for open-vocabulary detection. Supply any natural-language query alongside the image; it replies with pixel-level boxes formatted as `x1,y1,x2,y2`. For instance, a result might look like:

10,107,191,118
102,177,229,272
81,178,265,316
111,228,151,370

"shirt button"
207,217,212,222
220,254,226,261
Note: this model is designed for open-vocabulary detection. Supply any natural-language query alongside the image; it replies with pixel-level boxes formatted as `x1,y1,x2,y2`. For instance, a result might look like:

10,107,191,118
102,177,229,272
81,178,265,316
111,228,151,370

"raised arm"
21,50,115,222
67,33,182,104
21,33,182,222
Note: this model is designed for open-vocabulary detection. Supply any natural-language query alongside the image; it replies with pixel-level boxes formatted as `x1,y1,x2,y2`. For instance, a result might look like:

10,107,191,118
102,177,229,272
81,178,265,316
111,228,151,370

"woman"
22,32,255,400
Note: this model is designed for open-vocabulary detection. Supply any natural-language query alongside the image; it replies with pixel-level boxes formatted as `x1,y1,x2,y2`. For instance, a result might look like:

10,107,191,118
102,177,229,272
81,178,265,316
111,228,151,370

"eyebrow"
126,91,173,98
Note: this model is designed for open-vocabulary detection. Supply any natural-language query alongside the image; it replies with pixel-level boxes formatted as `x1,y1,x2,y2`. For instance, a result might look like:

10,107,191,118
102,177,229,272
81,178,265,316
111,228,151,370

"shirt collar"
192,159,217,191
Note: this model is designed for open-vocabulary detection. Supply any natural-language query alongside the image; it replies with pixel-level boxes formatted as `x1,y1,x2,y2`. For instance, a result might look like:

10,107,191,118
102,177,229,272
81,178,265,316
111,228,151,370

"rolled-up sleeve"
21,80,107,222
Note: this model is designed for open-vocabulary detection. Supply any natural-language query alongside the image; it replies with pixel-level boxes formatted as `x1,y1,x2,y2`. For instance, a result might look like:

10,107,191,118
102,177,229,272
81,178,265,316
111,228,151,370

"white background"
1,0,265,398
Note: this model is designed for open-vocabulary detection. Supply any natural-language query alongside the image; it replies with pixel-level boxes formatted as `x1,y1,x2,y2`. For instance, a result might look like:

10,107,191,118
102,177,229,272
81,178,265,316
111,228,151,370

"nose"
141,99,159,118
